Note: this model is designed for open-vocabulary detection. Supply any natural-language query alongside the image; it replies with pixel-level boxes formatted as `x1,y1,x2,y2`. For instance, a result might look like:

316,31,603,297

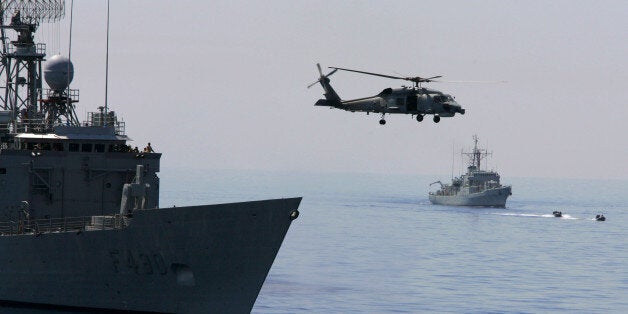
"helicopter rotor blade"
325,68,338,77
404,75,443,83
317,63,323,77
330,66,444,84
329,67,406,81
307,80,319,89
421,75,442,82
429,80,507,83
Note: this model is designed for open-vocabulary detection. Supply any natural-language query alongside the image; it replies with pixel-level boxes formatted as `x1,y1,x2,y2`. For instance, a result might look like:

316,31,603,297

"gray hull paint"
429,187,510,207
0,197,301,313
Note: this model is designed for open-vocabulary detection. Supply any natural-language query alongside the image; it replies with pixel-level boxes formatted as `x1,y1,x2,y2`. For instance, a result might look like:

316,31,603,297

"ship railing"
0,214,129,236
82,112,126,135
44,88,80,102
5,43,46,56
8,118,85,134
10,118,56,133
0,122,10,133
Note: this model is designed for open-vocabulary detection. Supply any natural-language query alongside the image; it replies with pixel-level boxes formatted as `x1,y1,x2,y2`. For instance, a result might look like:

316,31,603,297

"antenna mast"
462,135,492,170
0,0,66,130
450,141,455,180
66,0,73,112
104,0,110,125
0,1,80,135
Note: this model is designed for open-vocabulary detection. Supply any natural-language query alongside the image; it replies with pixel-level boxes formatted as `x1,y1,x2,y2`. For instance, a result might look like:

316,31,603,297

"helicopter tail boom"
314,99,341,107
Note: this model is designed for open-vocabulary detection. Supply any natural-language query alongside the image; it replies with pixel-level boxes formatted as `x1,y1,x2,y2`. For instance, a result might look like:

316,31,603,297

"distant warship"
429,136,511,207
0,2,301,313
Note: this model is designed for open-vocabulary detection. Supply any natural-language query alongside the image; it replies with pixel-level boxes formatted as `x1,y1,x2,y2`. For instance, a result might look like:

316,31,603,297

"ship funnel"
44,55,74,91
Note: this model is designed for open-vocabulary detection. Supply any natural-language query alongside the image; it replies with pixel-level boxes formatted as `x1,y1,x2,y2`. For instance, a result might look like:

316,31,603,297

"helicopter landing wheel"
433,115,440,123
379,119,386,125
416,115,424,122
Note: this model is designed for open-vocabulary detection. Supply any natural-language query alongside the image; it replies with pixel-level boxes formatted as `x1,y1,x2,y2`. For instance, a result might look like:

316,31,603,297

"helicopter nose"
443,103,460,113
445,103,465,115
449,101,465,114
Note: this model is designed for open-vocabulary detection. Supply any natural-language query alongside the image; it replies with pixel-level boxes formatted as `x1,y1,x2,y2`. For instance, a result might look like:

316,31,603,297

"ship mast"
462,135,491,170
0,0,74,137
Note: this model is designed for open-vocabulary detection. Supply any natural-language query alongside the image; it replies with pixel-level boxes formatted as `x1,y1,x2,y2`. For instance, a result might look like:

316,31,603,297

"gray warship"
429,136,511,207
0,2,301,313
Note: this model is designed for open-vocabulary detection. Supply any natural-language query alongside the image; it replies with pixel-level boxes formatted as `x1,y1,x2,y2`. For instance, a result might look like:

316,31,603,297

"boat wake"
492,212,579,220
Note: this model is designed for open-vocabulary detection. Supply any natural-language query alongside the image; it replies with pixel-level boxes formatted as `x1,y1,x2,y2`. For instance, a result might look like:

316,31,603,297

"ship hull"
0,197,302,313
429,187,511,207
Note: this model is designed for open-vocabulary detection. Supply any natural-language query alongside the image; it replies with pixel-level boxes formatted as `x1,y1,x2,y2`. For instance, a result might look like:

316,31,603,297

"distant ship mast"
462,135,491,170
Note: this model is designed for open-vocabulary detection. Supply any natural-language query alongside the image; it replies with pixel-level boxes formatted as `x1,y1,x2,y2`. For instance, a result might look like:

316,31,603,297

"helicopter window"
396,98,404,107
407,95,418,111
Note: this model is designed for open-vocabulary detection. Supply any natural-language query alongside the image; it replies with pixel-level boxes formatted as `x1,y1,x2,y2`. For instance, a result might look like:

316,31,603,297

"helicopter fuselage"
315,86,465,118
310,64,466,124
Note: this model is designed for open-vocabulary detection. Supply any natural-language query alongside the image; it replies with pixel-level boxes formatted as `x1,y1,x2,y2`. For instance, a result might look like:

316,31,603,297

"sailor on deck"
144,142,154,153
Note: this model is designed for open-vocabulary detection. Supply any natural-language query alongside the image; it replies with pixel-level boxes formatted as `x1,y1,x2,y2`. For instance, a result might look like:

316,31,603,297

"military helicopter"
308,64,465,125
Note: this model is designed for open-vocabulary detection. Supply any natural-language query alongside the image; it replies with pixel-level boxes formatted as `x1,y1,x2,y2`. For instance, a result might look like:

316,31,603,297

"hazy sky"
32,1,628,179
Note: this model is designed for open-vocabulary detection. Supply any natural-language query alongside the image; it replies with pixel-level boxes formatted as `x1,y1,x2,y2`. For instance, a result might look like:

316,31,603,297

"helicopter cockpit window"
433,95,452,103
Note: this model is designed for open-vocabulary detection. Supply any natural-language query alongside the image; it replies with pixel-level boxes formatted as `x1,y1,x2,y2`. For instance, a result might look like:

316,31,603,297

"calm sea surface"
3,169,626,313
161,169,628,314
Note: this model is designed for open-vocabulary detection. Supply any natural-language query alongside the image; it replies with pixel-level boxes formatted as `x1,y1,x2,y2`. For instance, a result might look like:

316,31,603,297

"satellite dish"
44,54,74,91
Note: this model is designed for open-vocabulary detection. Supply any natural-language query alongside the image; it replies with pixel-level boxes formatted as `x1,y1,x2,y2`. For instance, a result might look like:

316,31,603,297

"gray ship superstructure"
429,136,511,207
0,3,301,313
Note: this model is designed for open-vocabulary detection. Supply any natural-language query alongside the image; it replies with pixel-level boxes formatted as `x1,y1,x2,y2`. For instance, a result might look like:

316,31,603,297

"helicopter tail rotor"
309,63,342,103
307,63,338,88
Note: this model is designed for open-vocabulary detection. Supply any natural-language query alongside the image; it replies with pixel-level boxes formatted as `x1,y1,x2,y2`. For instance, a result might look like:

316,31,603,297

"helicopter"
308,64,465,125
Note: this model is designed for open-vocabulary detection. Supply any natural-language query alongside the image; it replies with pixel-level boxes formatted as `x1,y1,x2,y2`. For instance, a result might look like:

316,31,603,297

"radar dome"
44,55,74,91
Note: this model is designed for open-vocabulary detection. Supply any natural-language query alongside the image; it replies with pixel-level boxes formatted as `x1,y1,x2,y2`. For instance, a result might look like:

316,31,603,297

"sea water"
161,169,628,314
3,169,626,313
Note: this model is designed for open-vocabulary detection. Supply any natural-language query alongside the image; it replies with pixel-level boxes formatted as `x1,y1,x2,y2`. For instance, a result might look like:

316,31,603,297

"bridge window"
94,144,105,152
81,143,93,152
52,143,64,151
69,143,79,152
